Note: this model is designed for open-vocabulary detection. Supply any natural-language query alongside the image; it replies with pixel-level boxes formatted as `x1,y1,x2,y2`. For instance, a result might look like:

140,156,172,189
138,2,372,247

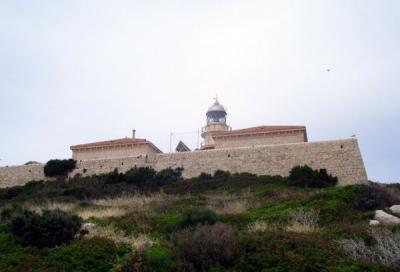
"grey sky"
0,1,399,182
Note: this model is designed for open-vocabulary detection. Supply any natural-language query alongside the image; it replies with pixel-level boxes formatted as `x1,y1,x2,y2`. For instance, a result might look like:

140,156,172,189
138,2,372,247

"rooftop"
70,137,162,152
207,99,226,113
211,125,306,138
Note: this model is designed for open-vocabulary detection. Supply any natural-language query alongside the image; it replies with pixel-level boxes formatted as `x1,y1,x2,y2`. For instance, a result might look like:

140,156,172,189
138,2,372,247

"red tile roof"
211,126,306,138
70,137,162,153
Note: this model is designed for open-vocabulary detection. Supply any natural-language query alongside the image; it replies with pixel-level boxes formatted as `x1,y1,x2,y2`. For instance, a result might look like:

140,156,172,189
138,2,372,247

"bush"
171,223,239,271
125,166,156,184
8,209,82,248
102,168,125,184
117,245,173,272
287,208,320,233
42,237,130,272
352,184,400,211
44,159,76,177
234,231,383,272
0,205,25,221
167,207,217,232
214,170,231,179
339,228,400,269
155,167,183,184
198,172,213,180
0,224,34,272
288,165,338,188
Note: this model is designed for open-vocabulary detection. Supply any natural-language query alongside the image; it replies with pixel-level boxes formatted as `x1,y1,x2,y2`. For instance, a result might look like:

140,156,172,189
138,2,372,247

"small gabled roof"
175,141,191,152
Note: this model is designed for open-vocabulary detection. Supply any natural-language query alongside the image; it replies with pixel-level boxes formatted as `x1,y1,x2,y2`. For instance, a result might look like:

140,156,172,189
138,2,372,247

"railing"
201,124,232,134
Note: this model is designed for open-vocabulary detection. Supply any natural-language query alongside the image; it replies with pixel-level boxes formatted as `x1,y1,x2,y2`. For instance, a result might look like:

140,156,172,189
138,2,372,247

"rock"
374,210,400,225
369,220,380,226
389,205,400,217
82,223,96,230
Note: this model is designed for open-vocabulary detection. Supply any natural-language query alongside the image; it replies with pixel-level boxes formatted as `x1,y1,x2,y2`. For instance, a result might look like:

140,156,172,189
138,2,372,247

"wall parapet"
0,138,368,188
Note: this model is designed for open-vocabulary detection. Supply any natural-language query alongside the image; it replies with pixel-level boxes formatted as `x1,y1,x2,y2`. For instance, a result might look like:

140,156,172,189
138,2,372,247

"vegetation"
7,208,82,248
166,207,217,232
44,159,76,177
352,183,400,211
0,165,399,271
171,223,239,271
288,165,338,188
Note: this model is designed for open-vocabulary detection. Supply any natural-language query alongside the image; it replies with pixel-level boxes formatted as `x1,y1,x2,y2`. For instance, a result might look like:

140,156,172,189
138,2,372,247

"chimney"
132,129,136,139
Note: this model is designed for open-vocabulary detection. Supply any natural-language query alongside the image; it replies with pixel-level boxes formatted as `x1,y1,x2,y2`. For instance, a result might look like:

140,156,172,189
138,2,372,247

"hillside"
0,165,400,272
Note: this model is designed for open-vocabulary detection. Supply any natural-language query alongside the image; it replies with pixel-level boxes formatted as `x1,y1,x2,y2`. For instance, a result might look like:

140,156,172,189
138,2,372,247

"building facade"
70,131,162,161
201,99,307,150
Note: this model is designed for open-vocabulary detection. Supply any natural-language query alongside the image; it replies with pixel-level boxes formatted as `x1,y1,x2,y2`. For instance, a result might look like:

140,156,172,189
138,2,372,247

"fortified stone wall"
0,138,368,188
0,164,49,188
153,138,367,186
213,130,306,149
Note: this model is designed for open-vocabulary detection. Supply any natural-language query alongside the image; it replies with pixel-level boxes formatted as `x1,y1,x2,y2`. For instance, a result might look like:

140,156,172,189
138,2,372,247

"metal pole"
169,132,173,153
197,129,200,149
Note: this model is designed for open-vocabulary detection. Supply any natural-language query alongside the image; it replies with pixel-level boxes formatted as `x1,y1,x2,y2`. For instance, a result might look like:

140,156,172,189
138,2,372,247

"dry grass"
27,202,77,214
92,191,186,210
339,228,400,268
206,192,249,214
248,221,273,233
286,208,319,233
78,207,127,220
27,192,187,221
210,200,249,214
28,201,127,220
93,193,160,208
86,225,155,252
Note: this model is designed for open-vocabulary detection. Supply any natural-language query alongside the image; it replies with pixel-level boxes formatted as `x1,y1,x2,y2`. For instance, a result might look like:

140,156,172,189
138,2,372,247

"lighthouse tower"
201,98,231,149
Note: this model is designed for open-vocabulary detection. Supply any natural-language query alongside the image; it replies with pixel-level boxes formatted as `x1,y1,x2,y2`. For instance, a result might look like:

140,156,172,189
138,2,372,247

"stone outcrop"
369,220,381,226
389,205,400,217
374,210,400,225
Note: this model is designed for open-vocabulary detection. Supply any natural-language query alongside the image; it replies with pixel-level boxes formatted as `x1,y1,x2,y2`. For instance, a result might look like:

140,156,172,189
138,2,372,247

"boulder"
374,210,400,225
369,220,380,226
82,222,96,230
389,205,400,217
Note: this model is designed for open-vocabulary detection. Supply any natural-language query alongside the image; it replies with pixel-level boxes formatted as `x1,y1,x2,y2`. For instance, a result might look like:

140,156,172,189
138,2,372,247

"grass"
85,225,156,252
0,170,399,271
78,207,128,220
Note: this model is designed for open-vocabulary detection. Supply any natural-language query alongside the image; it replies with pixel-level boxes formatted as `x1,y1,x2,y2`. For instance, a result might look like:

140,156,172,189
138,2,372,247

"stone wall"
213,130,306,149
0,164,49,188
0,138,368,188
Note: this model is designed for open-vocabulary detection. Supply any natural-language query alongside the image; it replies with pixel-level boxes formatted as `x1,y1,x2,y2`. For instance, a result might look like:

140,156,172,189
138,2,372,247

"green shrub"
234,232,387,272
0,225,36,272
44,159,76,177
155,167,183,184
42,237,130,272
102,168,125,184
288,165,338,188
125,166,156,184
8,209,82,248
171,223,239,271
214,170,231,179
352,184,400,211
167,207,217,232
62,186,90,199
198,172,213,180
117,245,173,272
0,205,25,221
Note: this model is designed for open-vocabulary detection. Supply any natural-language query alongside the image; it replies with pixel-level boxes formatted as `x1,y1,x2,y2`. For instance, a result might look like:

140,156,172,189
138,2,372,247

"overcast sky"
0,1,399,182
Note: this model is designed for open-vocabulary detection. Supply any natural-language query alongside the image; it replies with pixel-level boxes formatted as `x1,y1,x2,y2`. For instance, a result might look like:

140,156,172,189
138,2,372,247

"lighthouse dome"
206,99,227,124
